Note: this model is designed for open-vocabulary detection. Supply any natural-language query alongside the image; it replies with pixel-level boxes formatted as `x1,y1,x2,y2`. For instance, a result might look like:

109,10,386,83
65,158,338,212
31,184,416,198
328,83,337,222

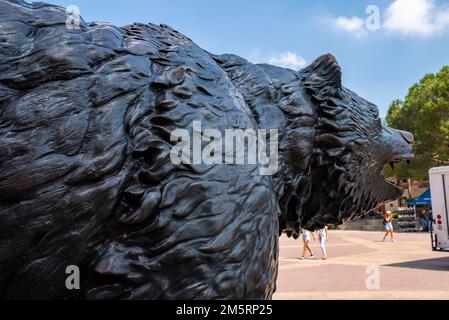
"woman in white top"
318,226,328,260
299,229,315,260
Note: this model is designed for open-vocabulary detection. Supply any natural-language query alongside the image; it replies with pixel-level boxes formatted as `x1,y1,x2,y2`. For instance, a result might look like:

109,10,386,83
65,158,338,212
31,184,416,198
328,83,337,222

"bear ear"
300,54,342,97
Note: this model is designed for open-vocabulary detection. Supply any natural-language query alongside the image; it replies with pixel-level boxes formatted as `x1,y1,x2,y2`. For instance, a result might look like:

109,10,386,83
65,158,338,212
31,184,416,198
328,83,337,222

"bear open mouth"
387,159,411,171
382,155,413,190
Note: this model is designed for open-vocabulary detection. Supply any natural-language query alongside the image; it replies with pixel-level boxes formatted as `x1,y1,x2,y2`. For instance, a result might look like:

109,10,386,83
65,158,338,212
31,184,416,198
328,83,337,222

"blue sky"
51,0,449,118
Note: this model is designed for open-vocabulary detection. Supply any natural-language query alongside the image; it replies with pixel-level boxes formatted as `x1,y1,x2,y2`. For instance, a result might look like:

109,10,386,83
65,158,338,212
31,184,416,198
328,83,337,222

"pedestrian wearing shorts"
299,229,315,260
383,211,396,242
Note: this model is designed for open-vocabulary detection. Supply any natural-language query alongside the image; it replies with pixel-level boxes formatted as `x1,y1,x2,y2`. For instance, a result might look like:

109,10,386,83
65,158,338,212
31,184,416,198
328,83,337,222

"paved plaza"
274,230,449,300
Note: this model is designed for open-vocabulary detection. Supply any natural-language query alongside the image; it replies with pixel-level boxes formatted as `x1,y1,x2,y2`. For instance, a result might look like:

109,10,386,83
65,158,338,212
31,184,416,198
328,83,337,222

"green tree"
385,66,449,180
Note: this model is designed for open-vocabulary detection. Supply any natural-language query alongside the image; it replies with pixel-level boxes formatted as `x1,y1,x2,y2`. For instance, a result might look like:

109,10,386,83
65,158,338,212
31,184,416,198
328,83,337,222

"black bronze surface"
0,0,413,299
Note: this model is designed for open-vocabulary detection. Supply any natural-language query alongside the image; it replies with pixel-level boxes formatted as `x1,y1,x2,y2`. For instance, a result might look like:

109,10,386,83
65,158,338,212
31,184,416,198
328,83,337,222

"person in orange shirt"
383,211,396,242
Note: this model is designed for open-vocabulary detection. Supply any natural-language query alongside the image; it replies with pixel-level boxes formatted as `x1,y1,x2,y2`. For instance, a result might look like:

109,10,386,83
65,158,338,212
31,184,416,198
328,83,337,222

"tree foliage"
385,66,449,180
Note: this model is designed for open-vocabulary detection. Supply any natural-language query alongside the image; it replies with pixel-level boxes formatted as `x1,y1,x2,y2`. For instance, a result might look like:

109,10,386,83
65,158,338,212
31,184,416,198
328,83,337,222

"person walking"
383,211,396,242
318,226,328,260
299,229,315,260
427,210,433,232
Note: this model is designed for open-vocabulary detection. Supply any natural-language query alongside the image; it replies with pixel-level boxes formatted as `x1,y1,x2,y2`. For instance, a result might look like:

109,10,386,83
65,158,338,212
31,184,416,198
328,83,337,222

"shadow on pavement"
385,256,449,272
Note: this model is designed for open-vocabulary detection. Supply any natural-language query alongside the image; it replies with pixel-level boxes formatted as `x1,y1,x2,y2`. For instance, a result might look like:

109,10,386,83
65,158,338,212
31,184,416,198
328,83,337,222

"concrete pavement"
274,230,449,300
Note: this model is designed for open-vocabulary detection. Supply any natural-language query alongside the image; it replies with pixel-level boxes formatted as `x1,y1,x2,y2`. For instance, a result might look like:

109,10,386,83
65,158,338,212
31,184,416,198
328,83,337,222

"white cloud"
323,0,449,38
437,8,449,26
331,16,367,38
268,51,307,70
383,0,449,36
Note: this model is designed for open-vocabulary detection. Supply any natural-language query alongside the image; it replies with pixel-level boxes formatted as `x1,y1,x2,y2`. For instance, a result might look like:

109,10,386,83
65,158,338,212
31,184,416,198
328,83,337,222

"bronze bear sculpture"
0,0,413,299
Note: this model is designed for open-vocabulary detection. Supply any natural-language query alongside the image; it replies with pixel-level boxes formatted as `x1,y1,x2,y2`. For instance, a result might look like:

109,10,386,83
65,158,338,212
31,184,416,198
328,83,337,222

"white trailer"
429,166,449,251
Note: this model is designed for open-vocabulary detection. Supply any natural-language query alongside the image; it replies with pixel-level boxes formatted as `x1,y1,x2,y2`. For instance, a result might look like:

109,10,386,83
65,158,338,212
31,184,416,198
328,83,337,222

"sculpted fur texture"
0,0,413,299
